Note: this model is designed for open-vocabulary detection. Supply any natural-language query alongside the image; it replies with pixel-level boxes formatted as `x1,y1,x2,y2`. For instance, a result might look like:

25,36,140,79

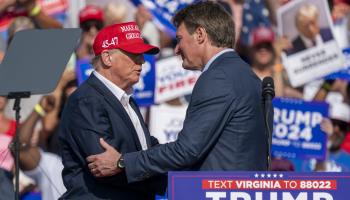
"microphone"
262,77,275,171
262,77,275,101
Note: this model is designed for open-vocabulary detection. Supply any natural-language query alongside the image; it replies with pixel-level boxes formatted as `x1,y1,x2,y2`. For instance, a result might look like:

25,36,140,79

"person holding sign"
87,1,267,183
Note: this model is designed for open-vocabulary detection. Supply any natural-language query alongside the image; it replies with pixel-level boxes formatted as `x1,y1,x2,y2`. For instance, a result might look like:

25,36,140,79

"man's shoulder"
320,27,333,42
69,77,102,102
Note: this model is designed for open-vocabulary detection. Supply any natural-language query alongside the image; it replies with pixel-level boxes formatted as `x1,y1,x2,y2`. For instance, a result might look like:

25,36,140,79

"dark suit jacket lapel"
129,97,152,148
86,73,143,150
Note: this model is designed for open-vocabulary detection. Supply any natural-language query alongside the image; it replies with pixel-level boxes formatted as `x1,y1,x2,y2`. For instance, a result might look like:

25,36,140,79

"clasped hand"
86,138,123,177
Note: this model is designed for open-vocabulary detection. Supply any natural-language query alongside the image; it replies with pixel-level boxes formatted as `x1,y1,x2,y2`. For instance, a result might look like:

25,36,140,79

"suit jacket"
58,74,166,200
124,51,268,183
286,28,333,56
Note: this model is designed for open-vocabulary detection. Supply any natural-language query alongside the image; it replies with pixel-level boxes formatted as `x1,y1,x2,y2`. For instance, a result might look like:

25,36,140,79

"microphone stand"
263,95,273,171
8,92,31,200
262,77,274,171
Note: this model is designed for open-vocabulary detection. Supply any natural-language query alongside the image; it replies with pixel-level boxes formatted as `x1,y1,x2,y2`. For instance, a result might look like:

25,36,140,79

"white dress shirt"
93,71,148,150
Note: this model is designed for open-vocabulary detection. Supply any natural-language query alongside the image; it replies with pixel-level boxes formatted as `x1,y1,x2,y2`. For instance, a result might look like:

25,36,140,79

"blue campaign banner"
325,47,350,80
168,171,350,200
75,58,93,85
272,98,329,160
131,0,196,37
133,55,156,106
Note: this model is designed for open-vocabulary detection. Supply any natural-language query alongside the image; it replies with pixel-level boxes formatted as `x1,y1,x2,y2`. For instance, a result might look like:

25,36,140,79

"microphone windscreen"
262,77,275,98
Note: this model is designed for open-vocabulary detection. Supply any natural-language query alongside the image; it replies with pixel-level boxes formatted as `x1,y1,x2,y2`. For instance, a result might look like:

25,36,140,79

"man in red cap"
76,5,105,60
249,26,276,80
58,22,165,200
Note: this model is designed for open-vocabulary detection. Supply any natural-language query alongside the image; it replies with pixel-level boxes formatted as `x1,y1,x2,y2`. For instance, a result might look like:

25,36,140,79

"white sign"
277,0,345,87
155,56,200,103
149,104,188,144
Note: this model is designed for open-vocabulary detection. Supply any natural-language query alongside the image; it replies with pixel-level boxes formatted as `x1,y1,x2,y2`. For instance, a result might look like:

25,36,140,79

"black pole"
13,97,21,200
7,92,30,200
262,77,275,171
264,101,273,170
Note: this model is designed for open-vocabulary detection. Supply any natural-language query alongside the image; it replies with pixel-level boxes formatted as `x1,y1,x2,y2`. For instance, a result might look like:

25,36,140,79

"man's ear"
195,27,207,44
101,51,112,67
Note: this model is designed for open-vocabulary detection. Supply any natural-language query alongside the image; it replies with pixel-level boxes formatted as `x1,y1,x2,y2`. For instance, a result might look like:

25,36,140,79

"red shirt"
5,120,16,137
341,132,350,154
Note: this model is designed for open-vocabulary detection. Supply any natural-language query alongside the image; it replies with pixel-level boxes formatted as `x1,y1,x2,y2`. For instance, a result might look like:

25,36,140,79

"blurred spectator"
39,71,78,153
0,97,15,171
332,0,350,22
249,26,300,97
285,4,334,55
250,26,276,80
135,5,160,47
315,103,350,171
18,95,67,200
17,73,77,199
0,96,15,199
332,0,350,48
313,79,349,102
312,79,350,155
7,16,34,46
104,2,127,26
76,5,104,60
0,0,62,29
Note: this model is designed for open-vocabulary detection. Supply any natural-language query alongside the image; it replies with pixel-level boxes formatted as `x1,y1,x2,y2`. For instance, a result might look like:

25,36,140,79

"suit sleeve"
124,69,234,183
61,96,126,185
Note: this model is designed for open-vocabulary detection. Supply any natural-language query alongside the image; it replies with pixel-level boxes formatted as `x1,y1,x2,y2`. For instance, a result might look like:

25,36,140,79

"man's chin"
182,63,194,70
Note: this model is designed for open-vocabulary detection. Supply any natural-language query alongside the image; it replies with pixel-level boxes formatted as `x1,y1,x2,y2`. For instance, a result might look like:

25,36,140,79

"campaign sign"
169,171,350,200
325,47,350,81
149,104,187,144
155,56,200,103
272,98,328,160
132,0,195,37
133,55,156,106
277,0,345,87
75,59,93,85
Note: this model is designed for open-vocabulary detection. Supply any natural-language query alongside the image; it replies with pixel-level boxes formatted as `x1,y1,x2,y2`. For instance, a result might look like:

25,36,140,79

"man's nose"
175,44,181,55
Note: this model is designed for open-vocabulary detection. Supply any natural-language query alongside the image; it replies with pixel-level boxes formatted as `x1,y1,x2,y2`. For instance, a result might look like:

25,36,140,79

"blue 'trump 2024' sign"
272,98,329,161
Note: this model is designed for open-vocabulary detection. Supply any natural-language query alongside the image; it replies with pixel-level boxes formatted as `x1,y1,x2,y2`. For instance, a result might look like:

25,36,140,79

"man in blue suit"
58,22,166,199
286,3,334,56
87,1,268,183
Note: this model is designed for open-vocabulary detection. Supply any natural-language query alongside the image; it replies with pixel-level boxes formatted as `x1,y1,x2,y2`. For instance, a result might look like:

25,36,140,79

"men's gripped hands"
87,138,123,177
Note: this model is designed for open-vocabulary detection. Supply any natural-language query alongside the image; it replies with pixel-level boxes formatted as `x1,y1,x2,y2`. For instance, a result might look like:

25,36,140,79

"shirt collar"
93,71,132,102
300,34,323,48
202,48,234,72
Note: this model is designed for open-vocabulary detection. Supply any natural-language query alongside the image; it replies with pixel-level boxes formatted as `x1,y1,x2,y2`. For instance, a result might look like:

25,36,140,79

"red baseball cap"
93,22,160,55
250,26,275,47
79,5,104,24
334,0,350,5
